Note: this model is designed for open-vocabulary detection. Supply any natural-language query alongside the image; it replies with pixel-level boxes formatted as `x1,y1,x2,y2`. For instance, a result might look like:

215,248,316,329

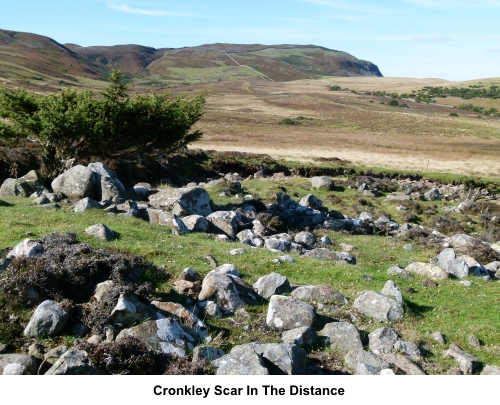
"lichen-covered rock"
353,291,404,322
393,340,422,362
381,280,403,303
304,248,356,264
45,348,104,375
73,197,101,213
368,328,399,354
84,223,114,241
52,165,97,200
266,295,315,330
150,301,208,340
206,211,241,238
298,194,323,209
182,215,210,232
294,232,317,250
148,186,212,216
264,238,291,253
174,268,202,296
24,300,69,338
110,293,163,328
0,170,44,197
198,272,245,312
116,318,195,358
291,285,348,305
212,348,268,375
7,238,43,259
344,349,391,371
444,344,480,375
281,327,317,346
88,162,126,202
311,176,333,190
318,322,363,353
192,346,226,363
253,272,290,299
0,354,39,375
405,262,450,280
380,352,425,375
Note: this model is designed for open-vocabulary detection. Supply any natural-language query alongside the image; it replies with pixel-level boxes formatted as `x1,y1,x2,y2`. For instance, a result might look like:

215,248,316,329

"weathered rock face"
73,197,101,213
84,223,114,241
174,268,202,296
110,293,163,328
182,215,210,232
450,233,480,248
318,322,363,353
212,348,269,375
45,348,104,375
353,291,404,322
304,248,356,264
192,346,226,363
198,272,245,312
294,231,317,250
253,272,290,299
393,340,422,362
281,327,317,346
291,285,348,305
24,300,69,338
311,176,333,190
148,186,212,216
424,188,441,201
380,352,425,375
368,328,399,354
206,211,241,239
0,170,44,197
381,280,403,303
344,349,391,371
0,354,40,375
215,343,307,375
51,165,97,199
88,162,126,202
266,295,315,330
116,318,195,358
481,365,500,375
436,248,470,279
264,238,291,253
299,194,323,209
405,262,450,280
150,301,208,340
7,238,43,259
444,344,480,375
387,265,413,279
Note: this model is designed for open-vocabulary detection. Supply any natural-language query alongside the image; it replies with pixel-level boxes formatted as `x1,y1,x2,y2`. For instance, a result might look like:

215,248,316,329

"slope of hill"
0,28,382,90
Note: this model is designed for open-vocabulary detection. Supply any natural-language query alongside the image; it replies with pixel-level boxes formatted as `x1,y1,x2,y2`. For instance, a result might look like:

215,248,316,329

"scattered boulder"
405,262,450,280
116,318,195,358
311,176,333,190
344,349,391,371
356,362,382,375
84,224,114,241
212,348,268,375
253,272,290,299
368,328,399,354
206,211,241,238
182,215,210,232
265,238,291,253
88,162,126,202
430,331,446,344
318,322,363,353
381,280,403,303
481,365,500,375
45,348,104,375
387,265,413,280
353,291,404,322
150,301,208,340
174,268,202,296
291,285,348,305
52,165,97,200
444,344,480,375
0,170,44,198
24,300,69,338
74,197,101,213
110,293,163,328
294,231,317,250
298,194,323,209
192,346,226,363
424,188,441,201
304,248,356,264
0,354,39,375
380,352,425,375
198,272,245,312
281,327,317,346
266,295,315,330
393,340,422,362
148,186,212,216
7,238,43,259
171,214,191,235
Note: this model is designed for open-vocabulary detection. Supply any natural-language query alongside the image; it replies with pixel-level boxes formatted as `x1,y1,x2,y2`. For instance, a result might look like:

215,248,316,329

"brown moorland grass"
189,78,500,177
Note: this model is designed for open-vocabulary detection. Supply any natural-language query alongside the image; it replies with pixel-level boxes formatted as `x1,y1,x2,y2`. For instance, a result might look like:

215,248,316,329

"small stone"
279,255,296,263
387,266,413,280
460,280,473,287
430,331,446,344
381,280,403,303
444,344,480,375
467,335,480,348
405,287,416,293
422,279,437,288
403,244,414,251
281,327,317,346
230,248,245,256
481,365,500,375
84,223,114,241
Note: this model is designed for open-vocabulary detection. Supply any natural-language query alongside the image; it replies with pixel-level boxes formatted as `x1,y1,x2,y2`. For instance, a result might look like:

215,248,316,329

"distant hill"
0,28,382,90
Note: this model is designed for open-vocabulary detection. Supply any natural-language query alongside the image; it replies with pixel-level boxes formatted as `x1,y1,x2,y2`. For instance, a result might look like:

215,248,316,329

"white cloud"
107,3,208,17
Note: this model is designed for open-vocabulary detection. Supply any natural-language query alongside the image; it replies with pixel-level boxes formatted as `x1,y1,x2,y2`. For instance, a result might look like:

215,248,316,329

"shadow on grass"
404,299,434,318
0,200,14,207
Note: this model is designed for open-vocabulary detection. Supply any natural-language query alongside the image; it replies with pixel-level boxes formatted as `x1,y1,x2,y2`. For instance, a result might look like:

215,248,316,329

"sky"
1,0,499,81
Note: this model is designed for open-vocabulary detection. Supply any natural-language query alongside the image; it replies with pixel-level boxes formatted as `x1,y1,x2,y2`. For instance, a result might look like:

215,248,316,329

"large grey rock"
281,327,317,346
24,300,69,338
182,215,209,232
299,194,323,209
110,293,163,328
381,280,403,303
368,328,399,354
394,340,422,362
171,214,191,234
220,343,307,375
304,248,356,264
0,354,39,375
0,170,44,197
206,211,241,238
356,362,382,375
173,268,202,296
424,188,441,201
266,295,315,330
353,291,404,322
198,272,245,312
45,348,104,375
460,255,489,277
294,232,317,250
150,301,208,340
291,285,348,305
437,248,470,278
116,318,195,358
387,265,413,280
264,238,291,253
481,365,500,375
444,344,480,375
253,272,290,299
148,186,212,216
84,223,114,241
405,262,450,280
213,263,240,277
380,353,425,375
0,257,11,270
344,349,390,371
7,238,43,259
43,345,68,368
450,234,480,248
73,197,101,212
51,165,97,199
311,176,333,190
88,162,126,202
192,346,226,363
386,192,411,202
212,349,269,375
318,322,363,353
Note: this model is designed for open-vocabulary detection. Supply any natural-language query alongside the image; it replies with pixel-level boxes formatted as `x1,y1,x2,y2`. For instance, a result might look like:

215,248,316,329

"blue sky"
1,0,499,81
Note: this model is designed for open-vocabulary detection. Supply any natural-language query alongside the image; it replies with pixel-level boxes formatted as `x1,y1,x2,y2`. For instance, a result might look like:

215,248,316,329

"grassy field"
1,176,499,373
